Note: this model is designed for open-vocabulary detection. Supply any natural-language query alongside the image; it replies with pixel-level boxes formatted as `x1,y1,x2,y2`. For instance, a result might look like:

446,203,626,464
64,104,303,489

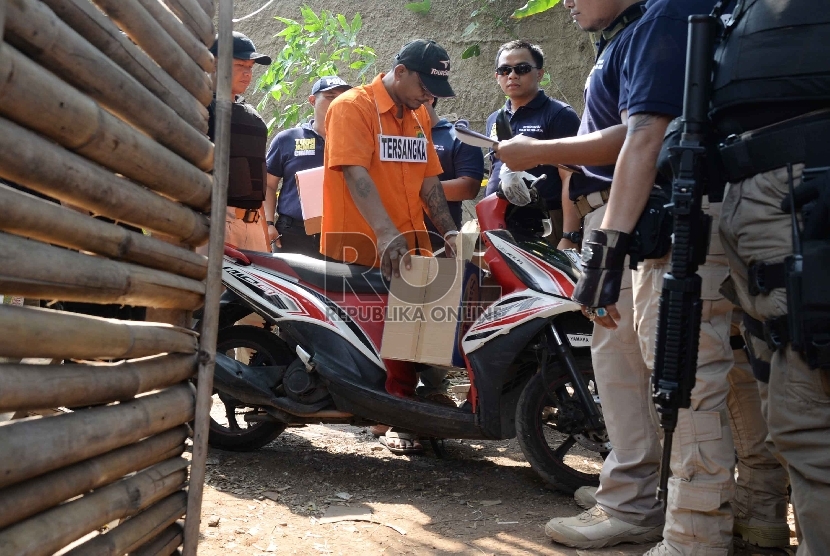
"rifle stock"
652,14,718,509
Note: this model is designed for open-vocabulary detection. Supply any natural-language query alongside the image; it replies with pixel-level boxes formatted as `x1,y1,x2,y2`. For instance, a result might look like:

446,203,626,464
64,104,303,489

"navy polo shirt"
484,91,580,208
424,118,485,235
620,0,719,119
265,122,324,221
570,2,646,200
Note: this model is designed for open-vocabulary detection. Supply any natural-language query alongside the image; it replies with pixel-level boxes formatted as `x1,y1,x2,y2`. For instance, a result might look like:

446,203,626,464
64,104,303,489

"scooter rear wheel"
515,365,609,494
208,326,293,452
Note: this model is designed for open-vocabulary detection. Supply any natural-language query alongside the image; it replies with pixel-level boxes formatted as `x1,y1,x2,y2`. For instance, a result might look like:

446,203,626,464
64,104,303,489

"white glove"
499,163,536,206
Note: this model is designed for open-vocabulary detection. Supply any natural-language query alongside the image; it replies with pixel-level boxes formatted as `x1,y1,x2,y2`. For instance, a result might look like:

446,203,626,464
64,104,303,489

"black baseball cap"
311,76,352,95
210,32,272,65
394,39,455,98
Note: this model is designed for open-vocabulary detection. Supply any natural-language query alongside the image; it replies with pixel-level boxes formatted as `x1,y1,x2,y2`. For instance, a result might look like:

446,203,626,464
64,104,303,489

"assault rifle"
652,15,718,509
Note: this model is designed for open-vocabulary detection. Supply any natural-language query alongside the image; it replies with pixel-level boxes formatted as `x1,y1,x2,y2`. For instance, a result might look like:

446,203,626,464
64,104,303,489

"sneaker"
545,505,663,549
733,516,791,548
643,540,734,556
574,486,597,510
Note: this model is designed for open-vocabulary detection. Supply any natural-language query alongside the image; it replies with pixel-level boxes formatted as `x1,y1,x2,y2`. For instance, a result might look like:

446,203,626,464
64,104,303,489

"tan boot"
733,515,791,548
545,506,663,549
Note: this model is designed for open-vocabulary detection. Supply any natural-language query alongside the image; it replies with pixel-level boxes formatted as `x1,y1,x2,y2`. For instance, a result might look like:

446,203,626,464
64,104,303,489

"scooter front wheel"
515,366,609,494
208,326,292,451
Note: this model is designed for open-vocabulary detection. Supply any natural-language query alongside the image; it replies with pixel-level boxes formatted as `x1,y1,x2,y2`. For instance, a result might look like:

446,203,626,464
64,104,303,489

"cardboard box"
295,165,324,235
380,256,482,368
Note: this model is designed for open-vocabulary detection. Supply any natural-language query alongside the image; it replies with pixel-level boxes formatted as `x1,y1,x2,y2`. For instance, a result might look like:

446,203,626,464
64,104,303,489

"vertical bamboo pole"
182,0,230,552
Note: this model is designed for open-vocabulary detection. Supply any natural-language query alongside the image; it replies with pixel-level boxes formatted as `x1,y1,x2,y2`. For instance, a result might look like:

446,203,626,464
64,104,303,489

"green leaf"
351,13,363,33
461,22,478,37
405,0,431,14
336,14,349,33
461,44,481,59
540,72,551,87
511,0,562,19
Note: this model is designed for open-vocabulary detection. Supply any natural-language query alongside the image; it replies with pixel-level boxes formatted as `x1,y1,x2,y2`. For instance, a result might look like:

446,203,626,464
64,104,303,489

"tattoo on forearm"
354,177,373,198
627,114,657,137
422,180,455,234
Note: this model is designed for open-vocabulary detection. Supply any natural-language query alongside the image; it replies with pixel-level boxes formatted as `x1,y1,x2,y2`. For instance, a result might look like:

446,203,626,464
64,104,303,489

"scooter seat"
269,253,389,295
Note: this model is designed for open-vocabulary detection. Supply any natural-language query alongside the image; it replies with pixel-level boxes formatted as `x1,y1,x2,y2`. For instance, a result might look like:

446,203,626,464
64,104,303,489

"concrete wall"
233,0,595,134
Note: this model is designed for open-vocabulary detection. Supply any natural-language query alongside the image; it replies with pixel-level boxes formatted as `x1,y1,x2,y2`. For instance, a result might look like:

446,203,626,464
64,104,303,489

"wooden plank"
89,0,212,106
63,492,187,556
136,0,214,73
5,0,213,172
40,0,209,135
0,304,198,361
0,44,212,209
0,427,188,529
183,0,231,553
130,523,183,556
0,384,195,488
0,185,207,281
0,353,198,412
0,458,188,556
0,232,206,310
0,117,210,246
163,0,215,46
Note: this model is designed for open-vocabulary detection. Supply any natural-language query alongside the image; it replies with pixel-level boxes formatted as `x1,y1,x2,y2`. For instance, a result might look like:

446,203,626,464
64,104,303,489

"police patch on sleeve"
378,134,428,163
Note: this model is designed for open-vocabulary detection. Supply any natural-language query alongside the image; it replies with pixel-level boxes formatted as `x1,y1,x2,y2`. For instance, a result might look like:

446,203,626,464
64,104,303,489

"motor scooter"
207,189,609,493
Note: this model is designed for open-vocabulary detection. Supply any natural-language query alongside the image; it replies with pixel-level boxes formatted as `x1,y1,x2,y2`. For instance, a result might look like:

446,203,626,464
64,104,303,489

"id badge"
378,134,428,163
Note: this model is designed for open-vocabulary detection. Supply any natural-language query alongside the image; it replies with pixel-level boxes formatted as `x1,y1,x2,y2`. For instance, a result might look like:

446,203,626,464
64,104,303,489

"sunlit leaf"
511,0,562,19
461,44,481,59
462,22,478,37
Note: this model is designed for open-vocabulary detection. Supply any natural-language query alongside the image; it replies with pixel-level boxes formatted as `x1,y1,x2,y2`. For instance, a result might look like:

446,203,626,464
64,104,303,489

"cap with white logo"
311,76,352,95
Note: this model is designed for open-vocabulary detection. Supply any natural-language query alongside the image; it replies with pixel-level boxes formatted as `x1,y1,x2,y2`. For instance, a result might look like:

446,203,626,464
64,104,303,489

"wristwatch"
562,230,582,244
266,220,275,227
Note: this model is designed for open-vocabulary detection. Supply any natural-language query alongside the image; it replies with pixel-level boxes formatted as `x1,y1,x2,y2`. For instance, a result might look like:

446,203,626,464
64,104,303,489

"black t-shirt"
484,91,580,208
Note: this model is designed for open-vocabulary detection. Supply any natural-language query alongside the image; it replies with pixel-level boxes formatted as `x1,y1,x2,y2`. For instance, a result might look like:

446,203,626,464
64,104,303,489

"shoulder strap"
597,3,645,56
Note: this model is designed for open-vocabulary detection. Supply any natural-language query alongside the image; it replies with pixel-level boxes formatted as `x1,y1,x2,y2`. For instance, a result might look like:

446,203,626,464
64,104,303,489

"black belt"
719,109,830,183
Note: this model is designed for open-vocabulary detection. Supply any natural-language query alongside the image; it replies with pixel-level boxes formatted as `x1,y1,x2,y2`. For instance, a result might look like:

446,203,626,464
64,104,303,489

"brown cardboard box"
380,256,480,367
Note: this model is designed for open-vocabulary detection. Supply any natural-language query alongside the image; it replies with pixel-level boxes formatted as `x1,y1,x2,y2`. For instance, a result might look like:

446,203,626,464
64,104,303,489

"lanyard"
374,96,429,163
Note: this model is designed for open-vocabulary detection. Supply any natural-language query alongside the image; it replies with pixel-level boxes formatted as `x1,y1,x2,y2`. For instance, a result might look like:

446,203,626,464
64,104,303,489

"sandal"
378,428,423,455
420,391,457,407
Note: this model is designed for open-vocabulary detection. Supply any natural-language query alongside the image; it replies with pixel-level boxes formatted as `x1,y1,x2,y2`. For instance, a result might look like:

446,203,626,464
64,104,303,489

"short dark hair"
431,97,439,108
495,40,544,70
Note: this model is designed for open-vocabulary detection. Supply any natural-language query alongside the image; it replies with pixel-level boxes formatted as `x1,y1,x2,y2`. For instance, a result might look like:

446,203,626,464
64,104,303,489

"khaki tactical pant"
584,205,664,528
583,203,788,548
720,164,830,556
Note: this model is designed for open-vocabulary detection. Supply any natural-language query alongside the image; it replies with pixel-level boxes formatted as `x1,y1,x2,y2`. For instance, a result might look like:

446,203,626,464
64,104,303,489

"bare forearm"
441,176,480,202
496,124,627,170
264,173,280,221
421,176,457,236
560,171,581,233
601,114,671,233
342,165,398,237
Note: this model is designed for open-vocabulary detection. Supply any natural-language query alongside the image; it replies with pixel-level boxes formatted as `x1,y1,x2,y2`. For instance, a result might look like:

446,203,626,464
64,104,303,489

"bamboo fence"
0,0,228,553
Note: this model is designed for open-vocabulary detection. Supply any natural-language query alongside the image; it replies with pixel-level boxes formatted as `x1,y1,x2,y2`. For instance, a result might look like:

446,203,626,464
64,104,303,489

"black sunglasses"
495,63,538,76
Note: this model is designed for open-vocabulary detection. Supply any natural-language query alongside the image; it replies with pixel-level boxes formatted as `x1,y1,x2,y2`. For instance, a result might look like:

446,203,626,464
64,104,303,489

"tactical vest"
711,0,830,121
227,100,268,209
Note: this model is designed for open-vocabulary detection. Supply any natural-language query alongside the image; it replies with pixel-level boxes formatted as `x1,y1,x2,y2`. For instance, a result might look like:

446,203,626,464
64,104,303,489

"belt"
719,108,830,183
574,188,611,218
232,208,260,223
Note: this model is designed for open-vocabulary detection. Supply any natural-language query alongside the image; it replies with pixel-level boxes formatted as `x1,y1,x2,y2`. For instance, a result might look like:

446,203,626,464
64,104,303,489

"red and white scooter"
207,188,608,492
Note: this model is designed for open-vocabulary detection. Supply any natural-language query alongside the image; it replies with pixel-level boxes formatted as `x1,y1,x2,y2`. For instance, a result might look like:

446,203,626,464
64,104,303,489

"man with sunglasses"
484,40,580,242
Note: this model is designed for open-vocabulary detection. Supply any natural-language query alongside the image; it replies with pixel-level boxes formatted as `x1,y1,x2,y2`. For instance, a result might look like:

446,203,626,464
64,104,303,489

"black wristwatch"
562,230,582,244
266,220,275,227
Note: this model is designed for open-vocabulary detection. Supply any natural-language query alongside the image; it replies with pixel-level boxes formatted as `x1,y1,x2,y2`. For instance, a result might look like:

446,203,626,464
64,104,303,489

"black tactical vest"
710,0,830,127
226,100,268,209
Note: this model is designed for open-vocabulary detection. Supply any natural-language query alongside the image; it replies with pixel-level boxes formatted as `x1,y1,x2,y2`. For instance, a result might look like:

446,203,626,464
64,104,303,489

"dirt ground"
190,423,797,556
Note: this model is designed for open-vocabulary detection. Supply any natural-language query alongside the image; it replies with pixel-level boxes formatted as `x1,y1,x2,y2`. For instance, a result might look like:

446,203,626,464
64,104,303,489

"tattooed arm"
420,176,457,237
600,111,672,233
